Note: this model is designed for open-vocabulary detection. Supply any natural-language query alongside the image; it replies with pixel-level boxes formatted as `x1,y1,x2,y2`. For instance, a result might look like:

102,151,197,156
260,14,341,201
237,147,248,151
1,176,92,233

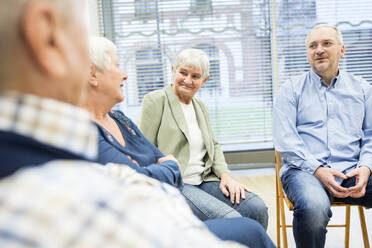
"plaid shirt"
0,92,245,248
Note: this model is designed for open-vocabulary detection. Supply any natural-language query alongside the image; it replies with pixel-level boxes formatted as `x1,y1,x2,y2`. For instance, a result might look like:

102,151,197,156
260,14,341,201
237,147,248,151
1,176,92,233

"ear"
201,75,210,87
88,64,99,87
340,44,346,57
21,1,67,78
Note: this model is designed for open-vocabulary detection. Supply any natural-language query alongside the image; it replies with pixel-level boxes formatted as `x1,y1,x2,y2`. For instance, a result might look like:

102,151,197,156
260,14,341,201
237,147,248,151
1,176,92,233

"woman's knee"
241,192,268,213
236,193,269,229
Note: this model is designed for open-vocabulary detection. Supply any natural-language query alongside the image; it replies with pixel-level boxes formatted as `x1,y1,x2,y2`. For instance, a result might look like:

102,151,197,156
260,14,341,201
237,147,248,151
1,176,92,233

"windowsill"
221,141,274,153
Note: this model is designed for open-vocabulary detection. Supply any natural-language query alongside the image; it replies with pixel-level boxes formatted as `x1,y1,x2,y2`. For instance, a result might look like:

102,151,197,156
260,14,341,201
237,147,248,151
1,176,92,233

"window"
276,0,372,89
193,44,221,94
343,29,372,82
135,48,164,102
278,0,316,26
98,0,372,150
190,0,213,15
134,0,156,20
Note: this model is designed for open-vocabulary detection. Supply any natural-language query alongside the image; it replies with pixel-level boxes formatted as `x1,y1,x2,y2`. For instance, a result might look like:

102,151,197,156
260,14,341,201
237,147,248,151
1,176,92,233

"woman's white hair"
89,36,117,71
306,24,344,45
174,48,210,80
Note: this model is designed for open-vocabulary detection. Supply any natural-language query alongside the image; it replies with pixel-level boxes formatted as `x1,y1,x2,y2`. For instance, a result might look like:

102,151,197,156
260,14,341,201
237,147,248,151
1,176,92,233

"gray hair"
89,36,117,71
174,48,210,80
306,24,344,46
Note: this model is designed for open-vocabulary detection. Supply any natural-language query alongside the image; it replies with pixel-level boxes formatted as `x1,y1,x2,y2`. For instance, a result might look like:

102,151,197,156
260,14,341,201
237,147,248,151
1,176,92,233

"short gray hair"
306,24,344,46
89,36,117,71
174,48,210,80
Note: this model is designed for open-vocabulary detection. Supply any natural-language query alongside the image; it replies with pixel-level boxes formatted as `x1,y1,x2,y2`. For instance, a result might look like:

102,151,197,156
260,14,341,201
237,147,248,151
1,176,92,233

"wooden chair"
275,150,370,248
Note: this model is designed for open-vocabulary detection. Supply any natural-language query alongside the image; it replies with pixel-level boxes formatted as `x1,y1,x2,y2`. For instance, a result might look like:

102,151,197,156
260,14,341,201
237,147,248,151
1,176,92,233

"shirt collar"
0,91,98,160
310,69,342,90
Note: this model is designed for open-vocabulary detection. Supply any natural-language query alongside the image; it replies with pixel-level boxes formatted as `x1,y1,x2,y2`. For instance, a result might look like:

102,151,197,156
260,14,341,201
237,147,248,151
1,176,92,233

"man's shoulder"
340,70,372,94
286,71,310,87
0,160,117,211
341,70,370,85
0,159,179,202
277,71,310,95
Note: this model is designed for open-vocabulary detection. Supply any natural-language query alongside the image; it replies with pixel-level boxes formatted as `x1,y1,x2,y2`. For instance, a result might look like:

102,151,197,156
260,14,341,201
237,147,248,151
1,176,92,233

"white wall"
86,0,100,36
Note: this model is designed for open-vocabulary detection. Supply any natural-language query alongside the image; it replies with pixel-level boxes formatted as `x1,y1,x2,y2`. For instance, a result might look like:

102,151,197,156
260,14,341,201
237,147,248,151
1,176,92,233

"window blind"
98,0,273,148
97,0,372,150
275,0,372,88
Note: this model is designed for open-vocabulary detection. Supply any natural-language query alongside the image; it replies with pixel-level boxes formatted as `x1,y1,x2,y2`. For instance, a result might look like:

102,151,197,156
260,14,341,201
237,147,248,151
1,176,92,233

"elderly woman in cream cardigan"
139,48,268,229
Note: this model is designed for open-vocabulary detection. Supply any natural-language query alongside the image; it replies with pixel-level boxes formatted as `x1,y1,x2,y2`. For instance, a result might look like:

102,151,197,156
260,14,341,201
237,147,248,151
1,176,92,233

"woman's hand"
219,173,250,204
157,155,179,165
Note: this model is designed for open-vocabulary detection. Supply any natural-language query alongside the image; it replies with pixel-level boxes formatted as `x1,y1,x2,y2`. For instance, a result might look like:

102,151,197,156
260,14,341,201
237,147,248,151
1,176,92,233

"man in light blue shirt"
273,24,372,248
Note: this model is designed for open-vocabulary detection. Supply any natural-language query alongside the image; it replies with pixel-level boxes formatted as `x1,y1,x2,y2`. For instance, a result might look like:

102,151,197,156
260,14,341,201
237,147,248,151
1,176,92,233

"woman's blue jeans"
182,181,268,230
281,168,372,248
205,218,276,248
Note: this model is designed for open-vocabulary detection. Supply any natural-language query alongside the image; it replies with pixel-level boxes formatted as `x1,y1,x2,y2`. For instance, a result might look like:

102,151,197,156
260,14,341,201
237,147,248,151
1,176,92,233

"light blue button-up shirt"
273,70,372,181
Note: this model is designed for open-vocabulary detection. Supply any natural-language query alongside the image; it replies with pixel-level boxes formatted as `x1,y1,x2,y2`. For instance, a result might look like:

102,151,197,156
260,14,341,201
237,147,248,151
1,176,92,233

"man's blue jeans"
182,181,269,230
281,168,372,248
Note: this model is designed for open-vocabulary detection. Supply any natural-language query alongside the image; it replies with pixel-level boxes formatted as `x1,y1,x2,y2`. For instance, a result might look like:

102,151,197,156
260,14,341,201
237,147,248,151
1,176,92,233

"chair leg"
279,198,288,248
358,206,370,248
345,205,350,248
276,194,281,248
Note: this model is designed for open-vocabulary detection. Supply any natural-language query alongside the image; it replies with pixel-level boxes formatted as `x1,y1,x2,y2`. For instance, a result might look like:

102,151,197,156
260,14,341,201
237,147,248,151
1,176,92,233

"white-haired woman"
83,36,182,187
139,48,268,229
84,37,275,248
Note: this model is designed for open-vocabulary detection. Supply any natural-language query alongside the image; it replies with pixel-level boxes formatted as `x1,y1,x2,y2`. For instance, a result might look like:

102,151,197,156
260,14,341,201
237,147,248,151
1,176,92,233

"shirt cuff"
357,157,372,172
301,160,322,174
284,154,321,174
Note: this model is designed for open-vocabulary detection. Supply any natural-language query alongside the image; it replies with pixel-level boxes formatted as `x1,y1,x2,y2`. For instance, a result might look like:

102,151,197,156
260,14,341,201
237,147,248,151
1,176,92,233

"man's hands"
346,166,371,198
314,166,349,198
219,173,250,204
315,166,371,198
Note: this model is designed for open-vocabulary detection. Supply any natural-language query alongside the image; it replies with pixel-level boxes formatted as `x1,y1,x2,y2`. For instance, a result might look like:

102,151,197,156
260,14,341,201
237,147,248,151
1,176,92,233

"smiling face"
306,26,345,79
172,65,209,104
96,52,128,103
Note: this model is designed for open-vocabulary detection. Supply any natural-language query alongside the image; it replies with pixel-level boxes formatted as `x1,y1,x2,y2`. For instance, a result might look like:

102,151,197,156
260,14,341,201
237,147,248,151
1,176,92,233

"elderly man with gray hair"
274,24,372,248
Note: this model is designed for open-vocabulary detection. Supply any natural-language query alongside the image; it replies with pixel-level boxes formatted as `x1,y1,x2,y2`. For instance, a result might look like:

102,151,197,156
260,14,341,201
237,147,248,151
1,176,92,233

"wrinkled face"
306,27,345,76
96,52,127,103
172,65,206,103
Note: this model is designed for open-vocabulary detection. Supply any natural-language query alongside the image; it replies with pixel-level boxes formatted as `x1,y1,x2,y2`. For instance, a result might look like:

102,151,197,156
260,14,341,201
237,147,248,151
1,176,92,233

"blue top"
273,70,372,180
96,110,182,187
